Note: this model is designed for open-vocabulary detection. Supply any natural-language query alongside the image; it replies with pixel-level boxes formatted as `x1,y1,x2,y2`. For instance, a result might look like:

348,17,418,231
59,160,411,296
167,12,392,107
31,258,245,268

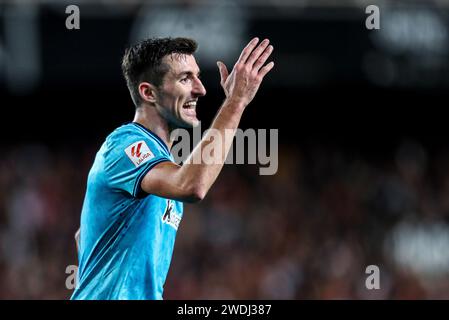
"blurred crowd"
1,139,449,299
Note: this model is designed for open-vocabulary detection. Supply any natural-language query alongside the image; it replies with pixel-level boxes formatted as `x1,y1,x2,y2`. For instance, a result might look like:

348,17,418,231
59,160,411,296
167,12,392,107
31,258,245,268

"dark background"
1,0,449,299
3,3,448,151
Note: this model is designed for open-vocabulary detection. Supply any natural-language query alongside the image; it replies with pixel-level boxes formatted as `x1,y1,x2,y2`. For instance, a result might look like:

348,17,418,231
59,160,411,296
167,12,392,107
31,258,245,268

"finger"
253,45,273,72
258,61,274,79
246,39,270,68
217,61,229,84
236,37,259,64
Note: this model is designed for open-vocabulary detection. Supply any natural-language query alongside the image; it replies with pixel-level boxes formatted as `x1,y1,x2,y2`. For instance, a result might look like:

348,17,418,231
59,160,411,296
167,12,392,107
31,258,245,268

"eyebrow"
176,70,201,78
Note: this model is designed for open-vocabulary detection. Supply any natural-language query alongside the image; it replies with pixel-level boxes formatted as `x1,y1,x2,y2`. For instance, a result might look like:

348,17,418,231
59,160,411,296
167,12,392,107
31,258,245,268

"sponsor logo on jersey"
124,140,154,167
162,200,181,230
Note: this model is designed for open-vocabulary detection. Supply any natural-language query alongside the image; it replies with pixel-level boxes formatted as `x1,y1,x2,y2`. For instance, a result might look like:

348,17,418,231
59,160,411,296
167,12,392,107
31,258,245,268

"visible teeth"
184,101,196,108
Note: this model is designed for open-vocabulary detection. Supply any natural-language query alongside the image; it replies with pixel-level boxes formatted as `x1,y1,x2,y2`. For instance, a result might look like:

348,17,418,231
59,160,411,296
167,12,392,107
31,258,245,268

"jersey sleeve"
104,129,172,198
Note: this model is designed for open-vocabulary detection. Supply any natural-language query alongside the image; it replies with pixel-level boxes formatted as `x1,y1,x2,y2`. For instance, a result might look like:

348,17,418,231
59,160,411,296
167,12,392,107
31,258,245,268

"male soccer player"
71,37,274,300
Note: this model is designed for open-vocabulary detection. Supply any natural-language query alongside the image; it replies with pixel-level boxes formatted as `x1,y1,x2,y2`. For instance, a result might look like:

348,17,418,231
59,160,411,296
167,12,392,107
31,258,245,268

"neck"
133,105,174,149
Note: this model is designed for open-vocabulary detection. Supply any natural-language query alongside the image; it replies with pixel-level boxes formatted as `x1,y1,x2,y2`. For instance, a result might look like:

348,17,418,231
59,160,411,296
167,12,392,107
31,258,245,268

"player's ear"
138,82,158,104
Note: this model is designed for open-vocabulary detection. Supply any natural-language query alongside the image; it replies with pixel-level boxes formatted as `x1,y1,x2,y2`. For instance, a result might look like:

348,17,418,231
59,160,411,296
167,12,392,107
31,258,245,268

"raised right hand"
217,37,274,109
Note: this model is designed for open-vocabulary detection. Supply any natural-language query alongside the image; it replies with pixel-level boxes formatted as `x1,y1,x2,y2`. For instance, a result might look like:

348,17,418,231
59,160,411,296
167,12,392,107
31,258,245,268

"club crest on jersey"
124,140,154,167
162,200,181,230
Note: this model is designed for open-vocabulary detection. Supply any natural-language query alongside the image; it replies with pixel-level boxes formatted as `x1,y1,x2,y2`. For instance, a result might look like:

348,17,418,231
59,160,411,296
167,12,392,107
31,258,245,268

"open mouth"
183,101,197,117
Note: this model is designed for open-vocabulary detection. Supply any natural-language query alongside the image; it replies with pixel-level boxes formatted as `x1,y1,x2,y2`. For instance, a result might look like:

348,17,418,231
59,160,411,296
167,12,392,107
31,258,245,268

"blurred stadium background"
2,0,449,299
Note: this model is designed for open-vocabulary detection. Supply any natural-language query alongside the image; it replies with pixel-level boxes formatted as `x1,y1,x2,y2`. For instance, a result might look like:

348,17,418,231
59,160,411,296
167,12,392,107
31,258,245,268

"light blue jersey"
71,122,183,300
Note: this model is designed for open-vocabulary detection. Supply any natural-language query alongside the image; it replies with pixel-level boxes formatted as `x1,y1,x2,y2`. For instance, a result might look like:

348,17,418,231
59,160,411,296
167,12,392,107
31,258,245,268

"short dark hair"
121,37,198,107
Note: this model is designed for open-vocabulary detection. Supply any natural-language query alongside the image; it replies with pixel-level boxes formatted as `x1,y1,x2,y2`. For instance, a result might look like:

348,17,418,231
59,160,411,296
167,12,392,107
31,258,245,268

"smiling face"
153,53,206,128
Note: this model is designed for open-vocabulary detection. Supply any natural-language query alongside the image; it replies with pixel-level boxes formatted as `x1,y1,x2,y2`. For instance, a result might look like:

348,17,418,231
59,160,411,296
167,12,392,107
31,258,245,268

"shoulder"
107,123,144,144
104,123,171,162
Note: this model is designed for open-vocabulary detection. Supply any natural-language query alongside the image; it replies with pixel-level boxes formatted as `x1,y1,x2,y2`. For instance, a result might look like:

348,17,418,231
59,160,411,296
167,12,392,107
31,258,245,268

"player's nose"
193,78,206,97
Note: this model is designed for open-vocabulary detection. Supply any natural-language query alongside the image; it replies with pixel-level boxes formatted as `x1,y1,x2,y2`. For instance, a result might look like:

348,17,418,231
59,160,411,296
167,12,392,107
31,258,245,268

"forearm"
180,99,245,198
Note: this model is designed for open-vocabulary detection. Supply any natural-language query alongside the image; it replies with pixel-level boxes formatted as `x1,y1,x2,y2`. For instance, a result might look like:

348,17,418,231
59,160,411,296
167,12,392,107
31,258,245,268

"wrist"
223,97,247,112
